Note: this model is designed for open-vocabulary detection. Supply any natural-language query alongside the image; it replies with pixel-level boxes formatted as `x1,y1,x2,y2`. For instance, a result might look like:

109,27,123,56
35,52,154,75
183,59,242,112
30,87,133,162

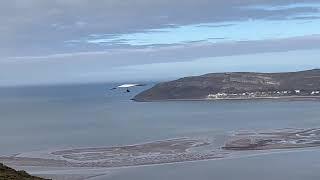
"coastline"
13,147,320,180
4,127,320,179
3,128,320,168
133,96,320,102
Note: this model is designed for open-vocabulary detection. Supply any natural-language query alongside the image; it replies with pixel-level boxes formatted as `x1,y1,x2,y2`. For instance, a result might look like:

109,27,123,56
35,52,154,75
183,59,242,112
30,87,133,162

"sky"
1,0,320,86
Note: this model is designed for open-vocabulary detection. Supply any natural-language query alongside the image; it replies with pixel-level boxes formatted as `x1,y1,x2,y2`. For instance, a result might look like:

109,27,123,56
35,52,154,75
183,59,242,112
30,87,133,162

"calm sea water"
1,83,320,179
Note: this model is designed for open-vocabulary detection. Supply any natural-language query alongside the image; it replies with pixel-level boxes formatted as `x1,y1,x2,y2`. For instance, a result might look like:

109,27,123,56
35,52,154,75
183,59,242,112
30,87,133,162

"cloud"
8,48,318,86
1,0,320,86
244,2,320,11
1,35,320,86
0,0,319,57
5,35,320,64
74,18,320,46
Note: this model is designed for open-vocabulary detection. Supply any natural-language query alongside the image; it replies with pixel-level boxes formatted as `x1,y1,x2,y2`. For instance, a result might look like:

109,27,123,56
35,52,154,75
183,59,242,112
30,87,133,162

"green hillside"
0,163,48,180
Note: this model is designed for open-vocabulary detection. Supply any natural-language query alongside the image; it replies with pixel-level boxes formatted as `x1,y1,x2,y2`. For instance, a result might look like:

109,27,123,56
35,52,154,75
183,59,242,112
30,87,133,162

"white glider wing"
117,84,140,88
110,83,146,92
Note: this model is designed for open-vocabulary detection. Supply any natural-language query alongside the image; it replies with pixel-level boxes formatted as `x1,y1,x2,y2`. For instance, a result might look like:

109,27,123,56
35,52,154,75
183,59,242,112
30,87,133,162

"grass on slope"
0,163,49,180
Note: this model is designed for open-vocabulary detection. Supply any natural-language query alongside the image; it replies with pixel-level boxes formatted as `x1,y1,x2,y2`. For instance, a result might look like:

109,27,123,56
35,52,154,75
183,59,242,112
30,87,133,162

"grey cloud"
292,16,320,20
6,35,320,66
0,0,319,57
1,35,320,86
1,0,320,86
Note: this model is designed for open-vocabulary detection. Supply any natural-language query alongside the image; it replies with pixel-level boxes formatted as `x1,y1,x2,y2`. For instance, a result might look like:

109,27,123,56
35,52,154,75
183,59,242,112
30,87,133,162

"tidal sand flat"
2,128,320,170
224,128,320,150
0,138,224,168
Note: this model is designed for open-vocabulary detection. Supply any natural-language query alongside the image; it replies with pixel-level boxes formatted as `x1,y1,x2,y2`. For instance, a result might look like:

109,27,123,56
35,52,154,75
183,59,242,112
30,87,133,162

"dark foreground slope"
133,69,320,101
0,163,47,180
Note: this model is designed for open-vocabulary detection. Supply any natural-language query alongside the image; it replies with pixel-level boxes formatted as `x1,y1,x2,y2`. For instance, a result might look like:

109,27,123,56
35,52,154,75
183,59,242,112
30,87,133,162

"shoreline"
133,96,320,102
3,128,320,169
4,127,320,180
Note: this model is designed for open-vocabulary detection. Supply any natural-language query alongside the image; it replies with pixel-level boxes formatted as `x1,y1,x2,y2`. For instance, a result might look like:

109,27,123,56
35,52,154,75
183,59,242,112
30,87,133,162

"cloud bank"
1,0,320,86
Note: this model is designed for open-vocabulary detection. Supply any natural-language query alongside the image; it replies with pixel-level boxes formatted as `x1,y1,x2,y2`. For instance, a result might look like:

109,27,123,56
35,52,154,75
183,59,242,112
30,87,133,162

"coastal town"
207,90,320,100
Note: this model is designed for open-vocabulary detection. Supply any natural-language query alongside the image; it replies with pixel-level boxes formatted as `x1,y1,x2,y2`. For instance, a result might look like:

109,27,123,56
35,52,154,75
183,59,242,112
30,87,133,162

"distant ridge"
133,69,320,101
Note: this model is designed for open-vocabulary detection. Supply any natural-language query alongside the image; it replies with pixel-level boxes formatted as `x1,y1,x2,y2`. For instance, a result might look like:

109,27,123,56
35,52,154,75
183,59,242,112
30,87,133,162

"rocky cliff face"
133,69,320,101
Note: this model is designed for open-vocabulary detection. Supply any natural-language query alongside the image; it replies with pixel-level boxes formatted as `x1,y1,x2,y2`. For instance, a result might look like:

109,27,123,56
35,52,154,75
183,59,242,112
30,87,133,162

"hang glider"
110,84,146,92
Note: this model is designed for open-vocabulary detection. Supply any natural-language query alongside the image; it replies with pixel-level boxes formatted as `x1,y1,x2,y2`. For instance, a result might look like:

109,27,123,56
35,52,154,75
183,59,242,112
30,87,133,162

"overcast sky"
1,0,320,86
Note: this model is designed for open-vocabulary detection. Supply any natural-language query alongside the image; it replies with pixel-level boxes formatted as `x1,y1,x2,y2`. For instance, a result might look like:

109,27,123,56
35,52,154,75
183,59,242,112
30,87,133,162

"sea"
1,83,320,180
